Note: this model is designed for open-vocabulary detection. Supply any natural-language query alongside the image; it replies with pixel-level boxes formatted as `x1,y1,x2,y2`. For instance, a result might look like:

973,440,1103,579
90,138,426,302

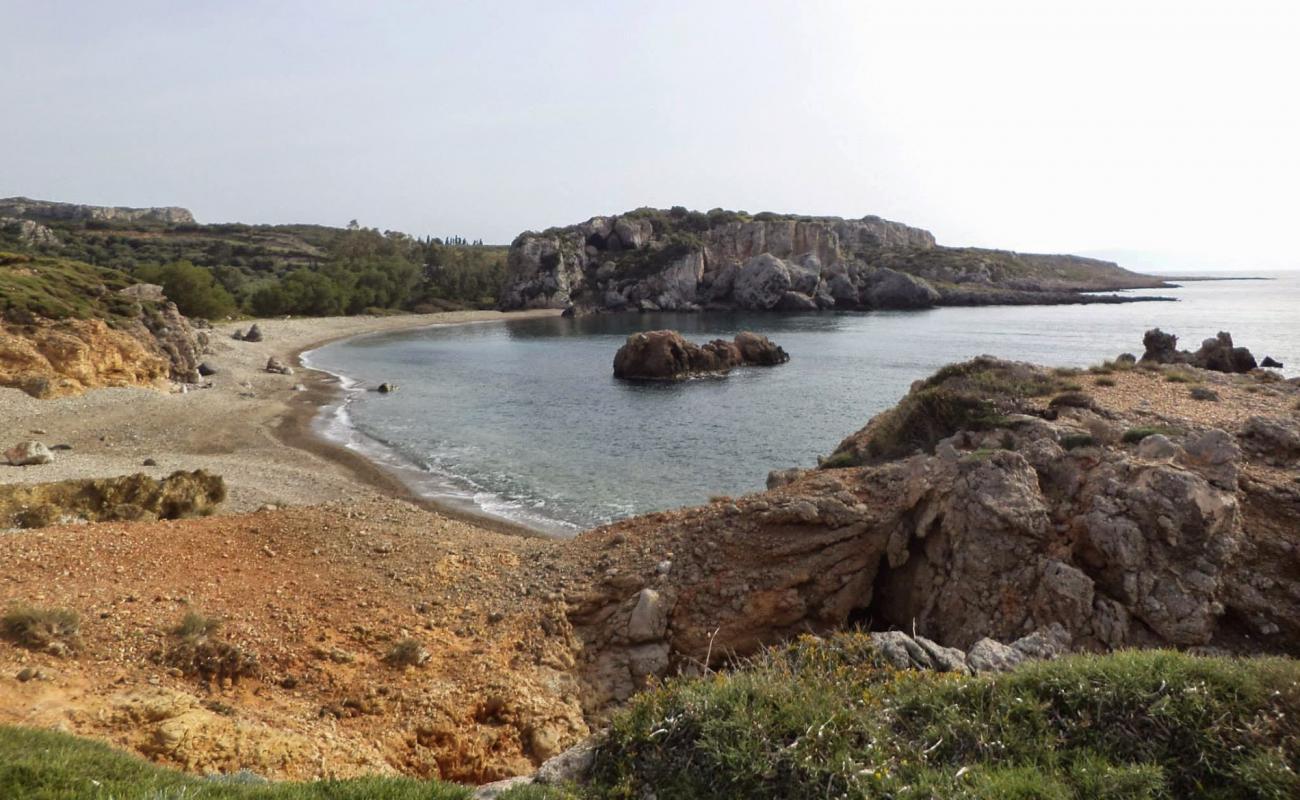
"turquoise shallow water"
303,274,1298,534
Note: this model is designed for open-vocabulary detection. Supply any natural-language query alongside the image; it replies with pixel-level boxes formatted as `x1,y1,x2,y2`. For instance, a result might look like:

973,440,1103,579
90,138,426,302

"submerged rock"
612,330,789,381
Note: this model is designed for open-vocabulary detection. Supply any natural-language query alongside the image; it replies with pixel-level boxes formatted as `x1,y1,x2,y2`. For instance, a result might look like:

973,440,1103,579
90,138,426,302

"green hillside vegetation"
576,637,1299,799
0,725,475,799
7,642,1295,799
0,251,143,323
0,217,508,320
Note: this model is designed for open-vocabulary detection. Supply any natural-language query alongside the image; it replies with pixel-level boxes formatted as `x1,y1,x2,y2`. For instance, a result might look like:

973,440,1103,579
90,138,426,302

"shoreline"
0,309,563,531
276,318,560,539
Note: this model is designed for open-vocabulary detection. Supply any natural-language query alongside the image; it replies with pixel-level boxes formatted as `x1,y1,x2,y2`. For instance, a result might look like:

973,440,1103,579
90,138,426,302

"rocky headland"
2,320,1297,789
612,330,788,381
499,207,1174,315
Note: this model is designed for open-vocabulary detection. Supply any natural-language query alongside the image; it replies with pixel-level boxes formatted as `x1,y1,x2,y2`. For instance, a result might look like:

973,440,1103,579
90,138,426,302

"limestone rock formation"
0,196,195,226
1140,329,1258,373
5,441,54,466
564,356,1300,713
612,330,789,381
499,208,1168,315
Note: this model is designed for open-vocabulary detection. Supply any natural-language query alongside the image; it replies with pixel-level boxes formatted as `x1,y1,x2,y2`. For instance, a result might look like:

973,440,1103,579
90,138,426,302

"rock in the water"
197,362,217,376
377,382,397,394
264,357,293,376
231,329,245,341
243,324,264,342
1139,329,1257,373
1192,332,1257,373
5,441,53,466
864,267,940,309
612,330,788,381
1261,356,1284,369
1140,328,1182,364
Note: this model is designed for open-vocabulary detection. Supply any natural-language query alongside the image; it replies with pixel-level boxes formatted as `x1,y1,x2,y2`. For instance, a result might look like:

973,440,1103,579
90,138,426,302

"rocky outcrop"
612,330,789,381
1140,329,1258,373
0,304,204,397
0,217,61,247
0,470,226,528
5,441,54,466
0,196,195,226
564,356,1300,713
500,208,1169,315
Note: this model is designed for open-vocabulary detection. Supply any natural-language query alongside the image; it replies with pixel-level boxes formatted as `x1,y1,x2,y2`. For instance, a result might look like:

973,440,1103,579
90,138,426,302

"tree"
136,260,236,320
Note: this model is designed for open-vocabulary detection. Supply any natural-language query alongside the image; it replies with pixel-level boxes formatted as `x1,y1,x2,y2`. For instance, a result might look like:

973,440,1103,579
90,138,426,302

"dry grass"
0,604,80,654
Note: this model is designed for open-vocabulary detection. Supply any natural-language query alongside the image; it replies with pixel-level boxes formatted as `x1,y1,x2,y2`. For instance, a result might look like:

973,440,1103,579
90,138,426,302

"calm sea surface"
303,274,1298,535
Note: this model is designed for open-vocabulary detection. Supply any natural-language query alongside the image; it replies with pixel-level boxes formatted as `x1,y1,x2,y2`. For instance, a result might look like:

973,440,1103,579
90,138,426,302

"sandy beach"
0,309,561,521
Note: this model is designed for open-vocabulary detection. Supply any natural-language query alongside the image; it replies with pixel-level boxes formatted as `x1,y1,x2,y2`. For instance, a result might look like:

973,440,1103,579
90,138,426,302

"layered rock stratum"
499,207,1172,315
0,196,195,226
0,252,206,397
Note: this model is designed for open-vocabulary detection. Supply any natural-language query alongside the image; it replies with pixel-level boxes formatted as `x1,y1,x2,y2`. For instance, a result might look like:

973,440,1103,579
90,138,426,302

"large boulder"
733,254,820,310
864,268,940,309
1191,332,1257,373
5,441,53,466
612,330,788,381
1138,329,1257,373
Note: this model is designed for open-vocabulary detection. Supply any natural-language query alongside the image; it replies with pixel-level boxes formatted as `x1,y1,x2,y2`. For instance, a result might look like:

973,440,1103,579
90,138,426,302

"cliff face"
499,208,1169,315
0,253,205,398
564,353,1300,712
0,196,195,226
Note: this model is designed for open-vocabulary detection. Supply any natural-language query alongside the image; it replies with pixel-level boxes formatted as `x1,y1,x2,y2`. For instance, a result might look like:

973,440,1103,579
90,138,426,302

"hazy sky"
3,1,1298,270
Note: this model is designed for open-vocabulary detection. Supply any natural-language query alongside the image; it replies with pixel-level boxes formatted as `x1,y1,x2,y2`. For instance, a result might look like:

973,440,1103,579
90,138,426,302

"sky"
2,1,1298,271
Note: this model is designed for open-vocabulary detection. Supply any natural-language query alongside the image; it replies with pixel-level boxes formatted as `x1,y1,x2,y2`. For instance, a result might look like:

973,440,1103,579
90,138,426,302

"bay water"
303,274,1297,534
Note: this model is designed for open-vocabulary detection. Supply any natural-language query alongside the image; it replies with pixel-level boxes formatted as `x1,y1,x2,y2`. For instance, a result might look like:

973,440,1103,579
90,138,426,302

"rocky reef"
564,344,1300,713
499,207,1171,315
612,330,788,381
0,253,206,397
0,470,226,528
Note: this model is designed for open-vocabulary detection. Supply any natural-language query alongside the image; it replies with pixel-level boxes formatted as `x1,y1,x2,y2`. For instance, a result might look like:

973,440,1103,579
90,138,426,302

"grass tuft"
0,604,80,654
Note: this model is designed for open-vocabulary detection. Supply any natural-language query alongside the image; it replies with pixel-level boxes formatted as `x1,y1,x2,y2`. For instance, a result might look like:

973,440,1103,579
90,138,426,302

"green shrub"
135,260,236,319
0,604,80,654
1061,434,1097,450
384,637,429,668
1094,376,1117,387
0,725,471,799
589,636,1300,800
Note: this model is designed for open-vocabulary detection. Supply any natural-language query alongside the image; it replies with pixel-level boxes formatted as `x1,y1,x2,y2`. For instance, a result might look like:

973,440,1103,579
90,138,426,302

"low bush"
1094,376,1117,387
586,635,1300,799
1060,434,1097,450
0,604,80,654
0,725,473,799
158,610,258,685
384,637,430,668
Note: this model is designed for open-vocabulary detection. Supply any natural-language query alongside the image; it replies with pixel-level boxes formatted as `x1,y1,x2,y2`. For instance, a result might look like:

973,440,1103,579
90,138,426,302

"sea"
302,273,1298,535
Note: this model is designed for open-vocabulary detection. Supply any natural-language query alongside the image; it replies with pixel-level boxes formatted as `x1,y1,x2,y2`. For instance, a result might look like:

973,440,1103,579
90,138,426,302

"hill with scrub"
499,206,1175,315
0,197,508,319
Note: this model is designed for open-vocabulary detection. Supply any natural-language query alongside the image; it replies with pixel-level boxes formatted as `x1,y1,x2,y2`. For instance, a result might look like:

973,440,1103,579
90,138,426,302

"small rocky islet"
612,329,788,381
